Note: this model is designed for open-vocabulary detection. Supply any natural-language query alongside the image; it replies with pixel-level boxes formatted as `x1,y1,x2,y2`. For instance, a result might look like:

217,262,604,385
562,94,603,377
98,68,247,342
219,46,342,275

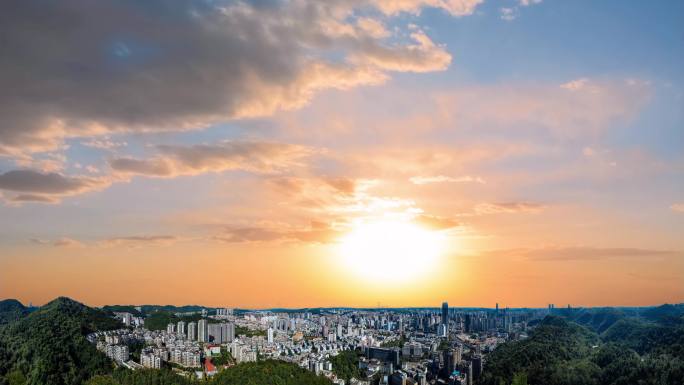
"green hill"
552,307,628,333
212,360,332,385
481,315,684,385
0,299,30,325
0,297,121,385
85,361,331,385
481,316,599,385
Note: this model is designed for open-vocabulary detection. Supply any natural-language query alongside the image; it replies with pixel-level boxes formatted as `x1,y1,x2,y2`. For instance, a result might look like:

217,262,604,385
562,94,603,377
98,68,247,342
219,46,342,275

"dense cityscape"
83,302,610,383
1,297,682,385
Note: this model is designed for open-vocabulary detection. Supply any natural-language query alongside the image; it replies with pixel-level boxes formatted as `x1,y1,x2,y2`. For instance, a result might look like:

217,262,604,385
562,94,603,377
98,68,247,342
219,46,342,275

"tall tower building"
221,323,235,342
441,302,449,326
187,322,197,341
267,327,274,344
198,319,208,342
208,323,222,343
177,321,186,336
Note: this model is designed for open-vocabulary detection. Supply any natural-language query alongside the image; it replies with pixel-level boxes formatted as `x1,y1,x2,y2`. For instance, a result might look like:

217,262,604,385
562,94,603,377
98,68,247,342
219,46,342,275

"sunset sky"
1,0,682,308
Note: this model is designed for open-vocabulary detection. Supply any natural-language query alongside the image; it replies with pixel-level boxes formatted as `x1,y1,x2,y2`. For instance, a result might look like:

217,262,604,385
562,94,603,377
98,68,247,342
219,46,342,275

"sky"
0,0,682,308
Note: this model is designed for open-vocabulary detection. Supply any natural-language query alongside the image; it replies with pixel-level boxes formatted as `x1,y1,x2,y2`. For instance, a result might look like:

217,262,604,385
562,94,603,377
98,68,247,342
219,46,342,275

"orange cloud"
110,141,319,178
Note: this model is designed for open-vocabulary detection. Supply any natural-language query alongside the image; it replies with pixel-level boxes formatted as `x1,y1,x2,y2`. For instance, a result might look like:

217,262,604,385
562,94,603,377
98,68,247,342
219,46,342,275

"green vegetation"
142,311,178,331
235,325,266,337
480,315,684,385
0,300,30,325
551,307,628,334
100,306,142,318
211,348,235,366
211,360,332,385
3,297,682,385
329,350,363,382
143,311,217,331
85,368,194,385
380,335,406,348
88,361,334,385
0,297,121,385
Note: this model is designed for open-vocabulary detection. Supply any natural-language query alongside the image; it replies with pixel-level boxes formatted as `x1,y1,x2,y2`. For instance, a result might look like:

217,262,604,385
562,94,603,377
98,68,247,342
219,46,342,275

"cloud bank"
0,0,462,156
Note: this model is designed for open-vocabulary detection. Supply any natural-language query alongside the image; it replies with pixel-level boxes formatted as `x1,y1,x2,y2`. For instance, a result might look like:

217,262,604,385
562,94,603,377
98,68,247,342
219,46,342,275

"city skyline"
1,0,683,309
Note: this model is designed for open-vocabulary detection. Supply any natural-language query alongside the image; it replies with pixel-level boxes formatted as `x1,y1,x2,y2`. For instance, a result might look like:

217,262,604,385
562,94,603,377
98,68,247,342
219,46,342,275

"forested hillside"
481,313,684,385
0,300,30,325
0,297,121,385
85,361,333,385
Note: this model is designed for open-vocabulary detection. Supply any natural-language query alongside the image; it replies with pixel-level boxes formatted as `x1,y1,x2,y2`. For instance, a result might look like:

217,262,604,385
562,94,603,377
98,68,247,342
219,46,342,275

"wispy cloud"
486,246,680,262
500,0,542,21
110,141,318,178
29,237,85,248
0,170,109,204
474,202,546,214
409,175,485,185
101,235,178,248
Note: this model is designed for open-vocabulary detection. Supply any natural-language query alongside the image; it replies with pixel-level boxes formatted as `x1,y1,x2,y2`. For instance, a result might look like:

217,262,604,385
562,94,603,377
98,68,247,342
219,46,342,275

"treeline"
0,297,120,385
86,360,334,385
144,311,221,331
329,350,363,382
480,314,684,385
0,300,31,325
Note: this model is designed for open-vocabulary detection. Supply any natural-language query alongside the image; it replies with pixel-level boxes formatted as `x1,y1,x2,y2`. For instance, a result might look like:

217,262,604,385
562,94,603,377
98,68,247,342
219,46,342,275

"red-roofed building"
205,357,216,375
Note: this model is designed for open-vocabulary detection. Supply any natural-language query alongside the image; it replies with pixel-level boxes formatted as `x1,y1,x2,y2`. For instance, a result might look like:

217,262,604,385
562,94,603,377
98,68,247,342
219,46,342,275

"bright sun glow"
338,220,446,282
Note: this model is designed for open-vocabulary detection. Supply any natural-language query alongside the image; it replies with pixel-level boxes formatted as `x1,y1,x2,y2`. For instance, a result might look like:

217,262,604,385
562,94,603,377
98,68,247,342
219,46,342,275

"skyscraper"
222,322,235,342
177,321,186,336
208,323,222,342
198,319,208,342
441,302,449,327
187,322,197,341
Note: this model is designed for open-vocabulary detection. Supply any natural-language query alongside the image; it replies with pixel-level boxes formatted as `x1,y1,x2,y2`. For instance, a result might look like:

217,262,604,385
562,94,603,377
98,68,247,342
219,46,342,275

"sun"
337,220,446,282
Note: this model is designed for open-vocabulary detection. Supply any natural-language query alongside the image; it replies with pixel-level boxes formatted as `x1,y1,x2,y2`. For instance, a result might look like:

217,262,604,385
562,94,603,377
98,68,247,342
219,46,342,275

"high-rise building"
140,352,161,369
208,323,221,343
472,355,483,380
267,327,274,344
222,322,235,342
167,323,176,334
441,302,449,333
198,319,208,342
177,321,186,336
464,314,472,333
438,323,448,337
187,322,197,340
443,349,458,376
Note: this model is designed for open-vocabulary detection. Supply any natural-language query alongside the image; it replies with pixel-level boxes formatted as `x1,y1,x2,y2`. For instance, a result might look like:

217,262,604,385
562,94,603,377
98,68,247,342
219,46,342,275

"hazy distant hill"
0,297,121,385
0,299,30,325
